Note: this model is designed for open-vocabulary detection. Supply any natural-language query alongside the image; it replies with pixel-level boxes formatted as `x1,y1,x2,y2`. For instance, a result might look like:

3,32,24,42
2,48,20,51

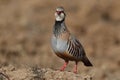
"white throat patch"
55,12,65,21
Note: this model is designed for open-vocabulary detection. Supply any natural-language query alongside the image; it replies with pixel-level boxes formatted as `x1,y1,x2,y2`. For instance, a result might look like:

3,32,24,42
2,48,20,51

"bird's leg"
60,60,69,71
73,61,78,73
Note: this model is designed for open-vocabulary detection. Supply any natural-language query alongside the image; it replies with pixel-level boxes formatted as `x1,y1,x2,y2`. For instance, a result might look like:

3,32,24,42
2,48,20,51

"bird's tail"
82,56,93,66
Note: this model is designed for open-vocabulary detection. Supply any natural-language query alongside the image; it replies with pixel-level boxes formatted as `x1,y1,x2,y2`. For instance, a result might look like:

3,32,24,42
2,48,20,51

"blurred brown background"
0,0,120,80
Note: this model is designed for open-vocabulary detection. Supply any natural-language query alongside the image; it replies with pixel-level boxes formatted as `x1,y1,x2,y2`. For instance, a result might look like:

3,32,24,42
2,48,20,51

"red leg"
73,61,78,73
60,60,69,71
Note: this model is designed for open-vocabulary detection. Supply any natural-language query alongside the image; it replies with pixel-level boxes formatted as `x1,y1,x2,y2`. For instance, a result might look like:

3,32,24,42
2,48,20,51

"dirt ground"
0,0,120,80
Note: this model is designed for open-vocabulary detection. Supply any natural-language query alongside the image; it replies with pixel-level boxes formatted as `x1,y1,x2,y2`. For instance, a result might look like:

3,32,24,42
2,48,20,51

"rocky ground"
0,65,93,80
0,0,120,80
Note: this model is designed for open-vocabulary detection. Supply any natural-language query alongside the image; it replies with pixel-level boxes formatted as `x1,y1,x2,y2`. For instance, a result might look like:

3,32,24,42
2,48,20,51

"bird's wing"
66,35,86,59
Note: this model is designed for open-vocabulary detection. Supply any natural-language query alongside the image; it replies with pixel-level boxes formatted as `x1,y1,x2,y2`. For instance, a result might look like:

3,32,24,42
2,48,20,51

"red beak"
57,11,61,15
56,11,63,15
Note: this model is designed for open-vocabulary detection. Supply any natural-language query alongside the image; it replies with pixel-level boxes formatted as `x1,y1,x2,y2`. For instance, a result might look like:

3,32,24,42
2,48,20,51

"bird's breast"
51,36,68,53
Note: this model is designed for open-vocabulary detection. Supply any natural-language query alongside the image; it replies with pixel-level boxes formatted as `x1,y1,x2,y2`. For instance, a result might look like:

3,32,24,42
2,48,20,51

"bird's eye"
56,11,64,15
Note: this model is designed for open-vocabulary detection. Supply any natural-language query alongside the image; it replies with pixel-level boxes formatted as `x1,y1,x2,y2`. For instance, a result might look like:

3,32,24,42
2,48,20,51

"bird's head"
55,7,66,21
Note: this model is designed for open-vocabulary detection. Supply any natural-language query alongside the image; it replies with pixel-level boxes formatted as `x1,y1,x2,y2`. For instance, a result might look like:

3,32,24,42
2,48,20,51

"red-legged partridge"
51,7,93,73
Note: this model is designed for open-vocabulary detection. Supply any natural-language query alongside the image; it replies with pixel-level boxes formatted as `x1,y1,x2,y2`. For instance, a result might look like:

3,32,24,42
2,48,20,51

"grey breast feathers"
51,35,68,53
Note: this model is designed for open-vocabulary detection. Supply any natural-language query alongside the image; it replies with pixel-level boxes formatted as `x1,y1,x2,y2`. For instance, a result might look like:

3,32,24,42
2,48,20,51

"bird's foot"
60,67,65,71
73,61,78,74
73,70,77,74
60,64,66,71
60,61,68,71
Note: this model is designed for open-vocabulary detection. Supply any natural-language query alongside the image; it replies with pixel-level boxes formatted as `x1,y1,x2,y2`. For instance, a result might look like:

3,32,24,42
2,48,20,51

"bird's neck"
55,20,64,27
53,20,68,37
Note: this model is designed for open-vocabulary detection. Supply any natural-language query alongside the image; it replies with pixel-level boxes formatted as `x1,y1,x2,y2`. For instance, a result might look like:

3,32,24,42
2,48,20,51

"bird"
51,6,93,73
